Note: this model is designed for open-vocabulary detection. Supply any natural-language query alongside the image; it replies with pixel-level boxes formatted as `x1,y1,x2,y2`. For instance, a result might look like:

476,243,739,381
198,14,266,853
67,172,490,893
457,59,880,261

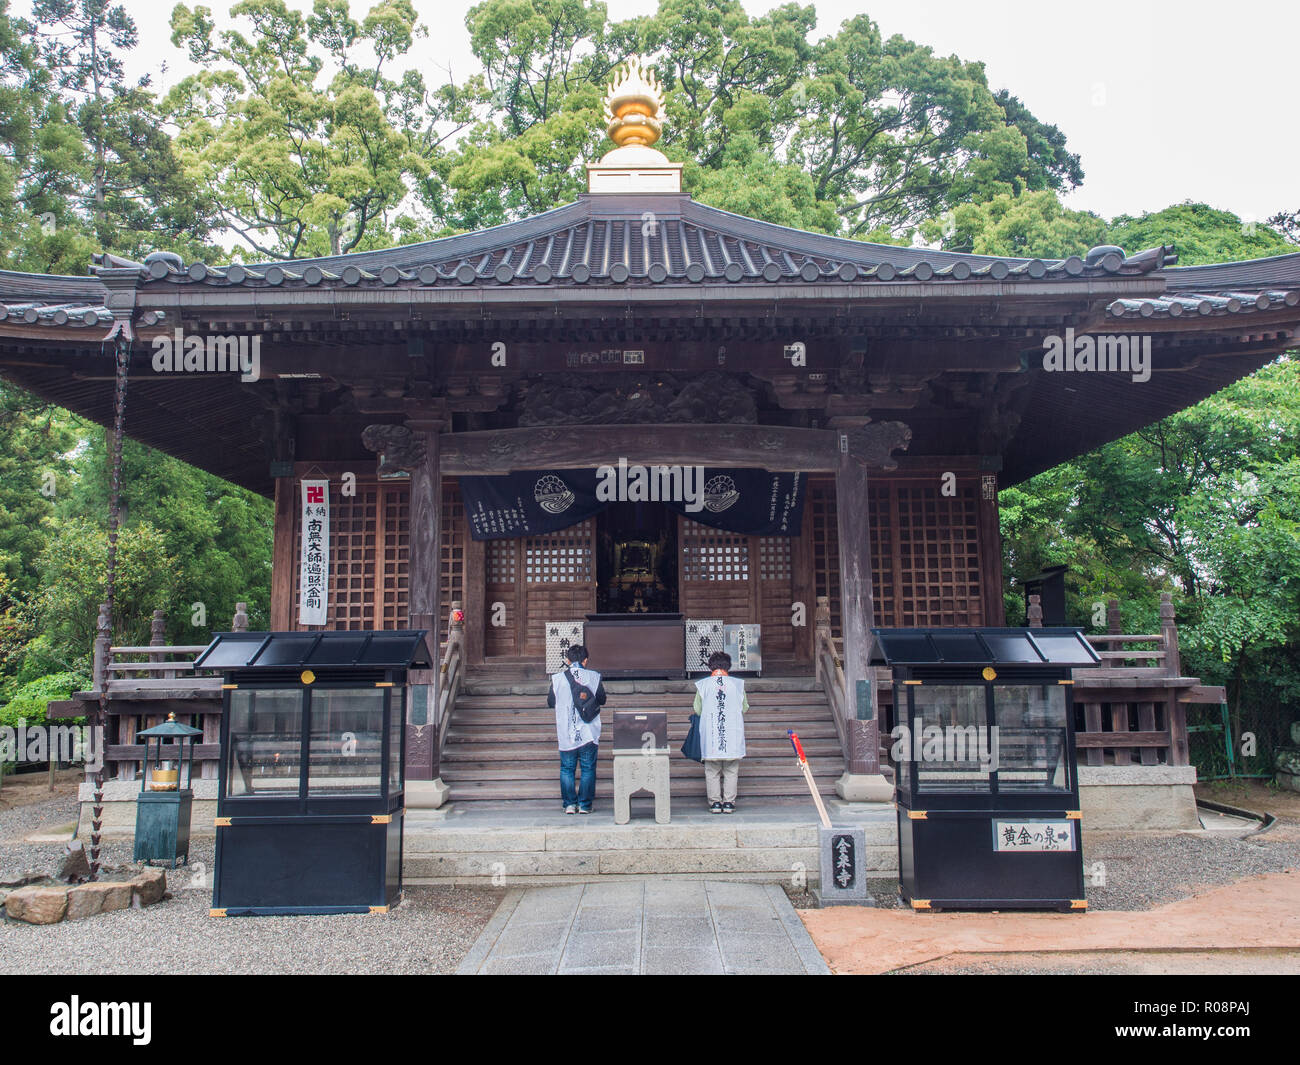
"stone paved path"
456,880,830,974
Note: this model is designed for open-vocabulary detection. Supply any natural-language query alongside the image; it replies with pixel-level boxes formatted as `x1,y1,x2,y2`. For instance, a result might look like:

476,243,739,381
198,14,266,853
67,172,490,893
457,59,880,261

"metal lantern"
134,713,203,868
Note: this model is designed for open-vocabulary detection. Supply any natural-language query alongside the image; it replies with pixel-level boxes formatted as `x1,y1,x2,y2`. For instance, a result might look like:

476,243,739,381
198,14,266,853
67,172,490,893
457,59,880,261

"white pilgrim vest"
552,664,603,751
696,673,747,761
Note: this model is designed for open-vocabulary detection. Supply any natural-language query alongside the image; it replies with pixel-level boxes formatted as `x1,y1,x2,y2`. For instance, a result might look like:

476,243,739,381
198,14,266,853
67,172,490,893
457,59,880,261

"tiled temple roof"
1106,251,1300,319
0,270,114,327
2,198,1297,328
112,197,1173,290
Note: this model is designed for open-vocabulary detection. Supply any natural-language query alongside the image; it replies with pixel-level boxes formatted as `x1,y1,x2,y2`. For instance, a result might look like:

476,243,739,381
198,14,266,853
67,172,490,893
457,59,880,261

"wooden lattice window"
440,480,465,616
895,483,982,627
291,476,464,632
289,482,378,631
810,479,841,636
810,475,982,630
681,524,750,581
523,521,593,583
868,483,896,627
379,482,409,630
758,536,791,581
487,539,516,583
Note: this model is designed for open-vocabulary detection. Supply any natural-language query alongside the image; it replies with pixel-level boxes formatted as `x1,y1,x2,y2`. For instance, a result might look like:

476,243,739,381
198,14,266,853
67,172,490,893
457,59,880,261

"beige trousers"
704,759,740,803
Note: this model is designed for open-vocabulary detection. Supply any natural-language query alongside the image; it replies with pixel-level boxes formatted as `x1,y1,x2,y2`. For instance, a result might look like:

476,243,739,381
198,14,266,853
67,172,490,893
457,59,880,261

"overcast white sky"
31,0,1299,225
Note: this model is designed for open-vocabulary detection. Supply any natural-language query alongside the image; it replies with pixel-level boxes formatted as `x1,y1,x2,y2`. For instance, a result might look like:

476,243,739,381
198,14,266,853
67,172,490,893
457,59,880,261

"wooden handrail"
814,613,848,754
435,602,465,758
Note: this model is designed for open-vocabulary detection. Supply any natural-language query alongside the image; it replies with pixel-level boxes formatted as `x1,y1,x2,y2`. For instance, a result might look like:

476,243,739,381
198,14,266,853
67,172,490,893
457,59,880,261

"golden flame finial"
603,56,665,149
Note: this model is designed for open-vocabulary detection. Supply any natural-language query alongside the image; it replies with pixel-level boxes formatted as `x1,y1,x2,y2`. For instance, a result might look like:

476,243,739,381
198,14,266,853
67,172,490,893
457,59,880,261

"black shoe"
722,801,736,814
709,802,723,814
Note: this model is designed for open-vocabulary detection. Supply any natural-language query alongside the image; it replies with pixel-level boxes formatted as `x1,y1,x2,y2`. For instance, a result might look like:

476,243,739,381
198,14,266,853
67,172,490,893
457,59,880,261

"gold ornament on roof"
603,56,665,148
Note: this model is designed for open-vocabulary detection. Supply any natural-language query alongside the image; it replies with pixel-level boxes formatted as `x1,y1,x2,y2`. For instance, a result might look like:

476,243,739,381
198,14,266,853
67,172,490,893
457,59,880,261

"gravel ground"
1081,828,1300,911
1,794,504,975
0,791,81,881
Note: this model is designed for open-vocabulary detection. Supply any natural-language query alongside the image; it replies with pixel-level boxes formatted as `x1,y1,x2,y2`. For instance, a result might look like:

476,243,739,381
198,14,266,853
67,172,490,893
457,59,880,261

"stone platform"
404,799,898,888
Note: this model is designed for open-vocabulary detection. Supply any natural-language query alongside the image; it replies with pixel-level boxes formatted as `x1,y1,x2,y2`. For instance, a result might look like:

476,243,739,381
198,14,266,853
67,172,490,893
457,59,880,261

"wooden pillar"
270,476,295,630
790,502,816,663
835,440,880,777
404,419,443,781
977,469,1005,625
1159,592,1181,677
463,530,486,665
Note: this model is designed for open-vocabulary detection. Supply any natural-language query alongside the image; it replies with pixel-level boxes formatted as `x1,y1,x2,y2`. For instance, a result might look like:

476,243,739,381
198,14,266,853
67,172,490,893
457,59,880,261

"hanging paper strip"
298,479,330,625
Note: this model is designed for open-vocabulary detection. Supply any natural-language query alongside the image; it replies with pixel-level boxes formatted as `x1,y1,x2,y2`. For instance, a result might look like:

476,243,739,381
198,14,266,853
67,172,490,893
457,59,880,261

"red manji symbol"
306,486,325,504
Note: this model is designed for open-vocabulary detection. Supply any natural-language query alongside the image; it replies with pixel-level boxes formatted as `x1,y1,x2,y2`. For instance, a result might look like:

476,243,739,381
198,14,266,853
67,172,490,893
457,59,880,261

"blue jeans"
560,742,598,810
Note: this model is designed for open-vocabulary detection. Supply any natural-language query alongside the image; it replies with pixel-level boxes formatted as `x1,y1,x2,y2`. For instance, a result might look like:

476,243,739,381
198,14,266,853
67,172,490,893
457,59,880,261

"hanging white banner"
299,479,330,626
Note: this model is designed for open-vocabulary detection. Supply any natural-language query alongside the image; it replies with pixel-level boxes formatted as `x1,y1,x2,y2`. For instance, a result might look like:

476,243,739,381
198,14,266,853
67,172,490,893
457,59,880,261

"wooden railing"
58,601,469,783
810,591,1220,774
62,604,243,781
1060,593,1220,768
813,597,849,756
436,603,465,758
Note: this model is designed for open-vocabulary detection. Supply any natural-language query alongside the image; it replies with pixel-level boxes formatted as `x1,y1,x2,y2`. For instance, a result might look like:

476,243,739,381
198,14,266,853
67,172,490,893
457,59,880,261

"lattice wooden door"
678,518,753,625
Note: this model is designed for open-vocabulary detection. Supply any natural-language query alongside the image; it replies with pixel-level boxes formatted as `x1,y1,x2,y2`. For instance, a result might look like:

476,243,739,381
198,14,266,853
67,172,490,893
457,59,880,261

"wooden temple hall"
4,59,1300,832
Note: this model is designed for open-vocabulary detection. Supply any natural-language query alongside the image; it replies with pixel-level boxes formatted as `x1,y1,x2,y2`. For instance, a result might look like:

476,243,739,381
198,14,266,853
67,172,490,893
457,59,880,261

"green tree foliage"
1109,202,1295,263
167,0,434,258
923,189,1107,257
0,671,84,728
33,517,180,663
62,436,273,647
432,0,1083,239
996,204,1299,773
0,384,80,600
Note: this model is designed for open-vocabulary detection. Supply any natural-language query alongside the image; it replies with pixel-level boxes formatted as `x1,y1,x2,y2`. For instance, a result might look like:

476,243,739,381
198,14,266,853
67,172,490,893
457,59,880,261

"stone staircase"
438,673,845,805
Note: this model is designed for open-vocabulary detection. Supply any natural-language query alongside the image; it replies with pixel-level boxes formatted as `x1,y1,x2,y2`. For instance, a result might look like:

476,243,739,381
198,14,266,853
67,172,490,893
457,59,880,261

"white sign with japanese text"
993,819,1076,853
298,479,330,626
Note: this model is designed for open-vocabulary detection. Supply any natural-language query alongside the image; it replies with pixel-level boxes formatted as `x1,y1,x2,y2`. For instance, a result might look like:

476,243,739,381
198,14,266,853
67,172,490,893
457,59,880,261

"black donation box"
196,630,432,916
874,627,1101,912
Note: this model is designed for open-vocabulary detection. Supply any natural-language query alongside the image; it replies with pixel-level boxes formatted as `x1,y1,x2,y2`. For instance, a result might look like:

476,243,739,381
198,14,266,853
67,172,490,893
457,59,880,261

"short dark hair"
707,651,732,672
565,645,588,664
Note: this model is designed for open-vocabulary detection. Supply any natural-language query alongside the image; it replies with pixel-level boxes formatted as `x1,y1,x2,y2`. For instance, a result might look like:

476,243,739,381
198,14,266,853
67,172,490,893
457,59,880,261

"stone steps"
442,669,846,805
401,805,899,886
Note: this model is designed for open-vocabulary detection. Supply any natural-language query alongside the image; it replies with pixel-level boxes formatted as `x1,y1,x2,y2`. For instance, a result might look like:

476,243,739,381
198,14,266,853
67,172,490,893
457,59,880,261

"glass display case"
874,627,1100,912
195,629,431,916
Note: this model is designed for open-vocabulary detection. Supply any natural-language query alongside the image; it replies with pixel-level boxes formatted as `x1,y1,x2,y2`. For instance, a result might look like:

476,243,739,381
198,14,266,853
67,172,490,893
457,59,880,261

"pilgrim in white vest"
546,644,607,814
693,651,749,813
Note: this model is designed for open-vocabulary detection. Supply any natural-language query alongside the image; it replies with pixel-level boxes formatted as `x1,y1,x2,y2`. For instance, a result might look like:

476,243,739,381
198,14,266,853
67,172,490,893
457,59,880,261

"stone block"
66,881,132,920
131,868,167,907
403,828,548,853
406,778,451,809
834,772,894,802
817,826,871,905
5,885,69,924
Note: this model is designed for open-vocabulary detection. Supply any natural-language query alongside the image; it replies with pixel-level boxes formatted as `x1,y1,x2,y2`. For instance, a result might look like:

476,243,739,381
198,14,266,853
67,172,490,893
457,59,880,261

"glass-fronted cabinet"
874,627,1100,912
195,630,431,916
